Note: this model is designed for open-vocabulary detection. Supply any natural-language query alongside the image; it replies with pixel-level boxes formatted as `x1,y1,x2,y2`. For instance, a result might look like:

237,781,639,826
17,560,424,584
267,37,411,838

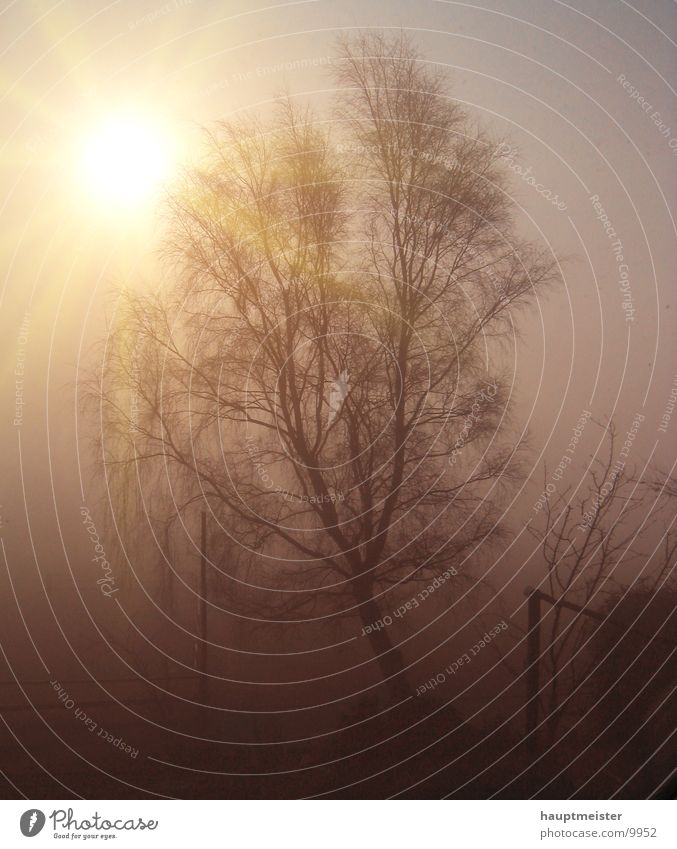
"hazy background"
0,0,675,799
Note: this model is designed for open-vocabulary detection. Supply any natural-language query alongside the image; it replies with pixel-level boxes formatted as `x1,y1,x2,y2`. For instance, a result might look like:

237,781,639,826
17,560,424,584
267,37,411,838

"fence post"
198,510,208,703
525,587,541,756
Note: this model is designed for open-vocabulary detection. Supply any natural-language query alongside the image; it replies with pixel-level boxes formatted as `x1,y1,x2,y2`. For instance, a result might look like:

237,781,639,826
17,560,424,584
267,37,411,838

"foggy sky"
0,0,675,799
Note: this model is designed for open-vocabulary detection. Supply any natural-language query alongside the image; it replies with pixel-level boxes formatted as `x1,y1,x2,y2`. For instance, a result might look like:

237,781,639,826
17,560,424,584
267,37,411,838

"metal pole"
525,587,541,755
522,583,671,760
198,510,208,703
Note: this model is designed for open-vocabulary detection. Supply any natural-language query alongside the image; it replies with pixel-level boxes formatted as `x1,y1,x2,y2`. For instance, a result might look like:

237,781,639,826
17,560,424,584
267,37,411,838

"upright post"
525,587,541,756
198,510,208,703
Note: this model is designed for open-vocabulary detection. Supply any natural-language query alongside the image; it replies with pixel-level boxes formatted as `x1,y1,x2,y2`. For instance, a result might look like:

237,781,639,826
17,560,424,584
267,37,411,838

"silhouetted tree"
527,423,677,742
93,33,556,700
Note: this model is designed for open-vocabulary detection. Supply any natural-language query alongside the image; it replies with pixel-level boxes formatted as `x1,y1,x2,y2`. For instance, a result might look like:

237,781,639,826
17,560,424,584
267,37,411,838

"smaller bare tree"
526,422,677,744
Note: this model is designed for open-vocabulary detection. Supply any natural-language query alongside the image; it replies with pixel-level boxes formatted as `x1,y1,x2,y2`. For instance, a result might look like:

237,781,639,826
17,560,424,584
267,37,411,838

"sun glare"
80,116,172,208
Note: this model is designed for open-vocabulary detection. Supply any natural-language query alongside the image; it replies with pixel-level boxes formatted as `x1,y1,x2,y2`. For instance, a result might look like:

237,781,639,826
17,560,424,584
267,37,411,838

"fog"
0,0,675,800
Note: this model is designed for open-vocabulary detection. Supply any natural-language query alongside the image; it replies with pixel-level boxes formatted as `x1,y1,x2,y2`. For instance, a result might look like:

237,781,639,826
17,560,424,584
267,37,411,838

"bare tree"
527,423,677,742
92,33,556,700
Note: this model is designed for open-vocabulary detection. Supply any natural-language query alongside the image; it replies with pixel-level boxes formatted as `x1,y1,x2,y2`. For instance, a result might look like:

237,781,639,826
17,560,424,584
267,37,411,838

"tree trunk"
354,580,412,702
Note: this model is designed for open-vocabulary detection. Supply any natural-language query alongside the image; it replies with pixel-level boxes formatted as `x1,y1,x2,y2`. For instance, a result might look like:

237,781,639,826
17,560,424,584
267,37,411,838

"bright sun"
80,116,172,208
